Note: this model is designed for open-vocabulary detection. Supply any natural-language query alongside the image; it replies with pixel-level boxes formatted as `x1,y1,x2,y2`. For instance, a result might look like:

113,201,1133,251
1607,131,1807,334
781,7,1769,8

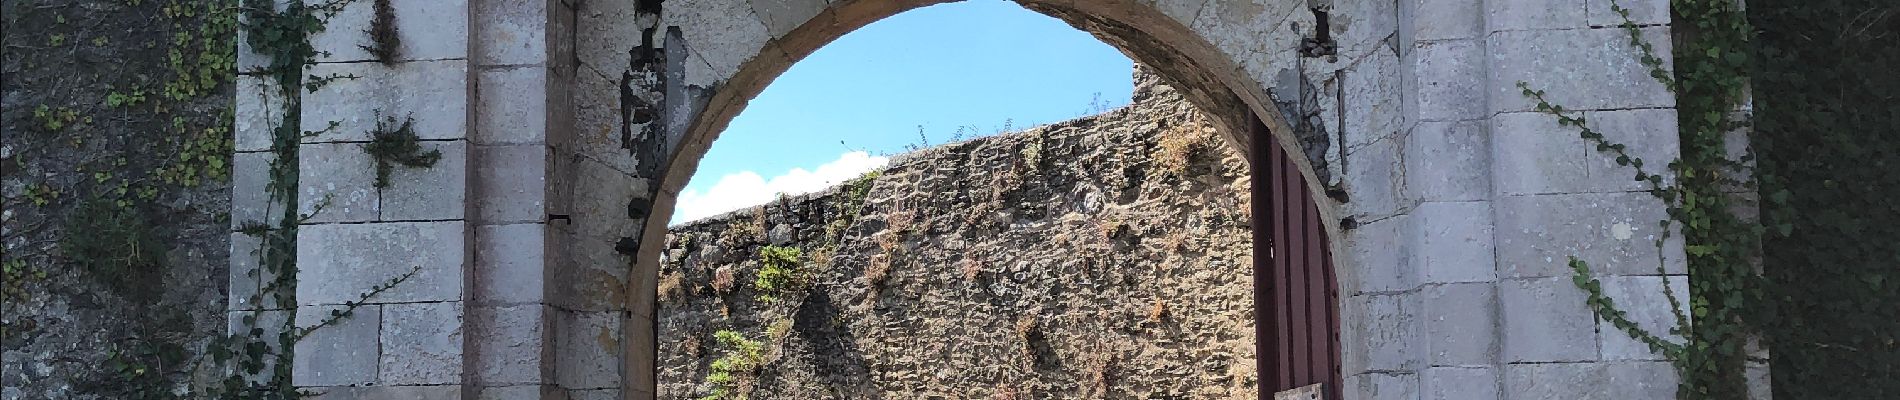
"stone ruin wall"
656,69,1261,399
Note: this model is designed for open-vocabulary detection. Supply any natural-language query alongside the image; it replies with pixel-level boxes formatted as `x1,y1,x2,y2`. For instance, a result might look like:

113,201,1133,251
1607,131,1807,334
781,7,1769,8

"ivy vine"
1517,0,1759,398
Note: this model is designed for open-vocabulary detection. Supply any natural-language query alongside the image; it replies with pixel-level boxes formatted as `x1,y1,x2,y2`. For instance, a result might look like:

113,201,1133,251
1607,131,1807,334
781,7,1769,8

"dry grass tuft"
711,266,736,294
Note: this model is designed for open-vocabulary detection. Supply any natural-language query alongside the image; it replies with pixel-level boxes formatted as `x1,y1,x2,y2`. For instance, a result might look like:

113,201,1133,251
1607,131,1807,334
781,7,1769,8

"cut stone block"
299,143,380,223
1484,0,1587,32
1598,275,1690,361
749,0,827,39
1490,111,1590,196
1412,201,1496,284
477,385,568,400
473,305,553,385
307,0,469,63
474,0,555,66
301,60,469,143
1502,361,1677,400
292,304,382,387
1343,137,1408,219
1405,120,1489,201
1410,39,1484,122
1422,366,1498,400
381,140,469,221
380,302,466,385
476,223,551,305
1342,214,1416,294
1341,48,1404,152
229,232,264,311
1407,0,1482,41
1344,372,1419,400
1587,0,1669,27
663,0,771,87
224,309,290,385
1423,282,1497,366
1500,277,1598,362
1582,109,1681,193
476,67,551,145
555,310,624,389
1342,293,1420,375
235,76,286,153
232,152,284,228
296,221,467,305
475,145,551,224
1494,192,1684,278
1487,27,1674,114
305,385,463,400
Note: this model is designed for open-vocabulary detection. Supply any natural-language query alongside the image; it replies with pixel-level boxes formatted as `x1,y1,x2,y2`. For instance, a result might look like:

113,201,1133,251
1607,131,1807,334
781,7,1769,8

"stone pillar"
465,0,583,399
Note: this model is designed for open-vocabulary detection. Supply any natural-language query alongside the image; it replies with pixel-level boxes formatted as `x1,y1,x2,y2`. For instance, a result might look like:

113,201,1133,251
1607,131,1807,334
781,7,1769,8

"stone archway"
231,0,1691,399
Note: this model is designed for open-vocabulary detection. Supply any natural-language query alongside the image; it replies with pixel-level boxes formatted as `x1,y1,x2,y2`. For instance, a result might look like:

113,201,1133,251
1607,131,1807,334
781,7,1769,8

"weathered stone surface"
297,221,467,305
232,152,283,228
1404,119,1489,201
1153,0,1208,26
1598,275,1690,361
474,305,553,385
224,310,290,384
749,0,826,39
1500,277,1598,362
567,389,623,400
1412,201,1495,284
1410,39,1484,122
664,0,772,87
477,385,568,400
1502,361,1677,400
1344,372,1420,400
1343,214,1416,294
1343,293,1421,375
307,0,470,63
1405,0,1482,41
475,145,551,223
1495,192,1683,278
299,143,380,223
1330,0,1400,58
476,67,550,145
1487,27,1674,113
382,140,469,221
1587,0,1670,27
1484,0,1587,32
1583,108,1682,193
381,302,466,385
1343,136,1408,219
293,304,382,387
476,223,550,305
474,0,553,66
228,233,263,311
301,61,469,143
1342,47,1404,152
1190,0,1303,75
555,310,623,389
305,385,464,400
1423,282,1496,366
1491,111,1593,196
235,76,285,153
1422,366,1498,400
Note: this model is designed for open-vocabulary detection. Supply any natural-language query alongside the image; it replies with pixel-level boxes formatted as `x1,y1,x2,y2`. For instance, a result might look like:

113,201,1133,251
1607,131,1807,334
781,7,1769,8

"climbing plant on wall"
1517,0,1758,398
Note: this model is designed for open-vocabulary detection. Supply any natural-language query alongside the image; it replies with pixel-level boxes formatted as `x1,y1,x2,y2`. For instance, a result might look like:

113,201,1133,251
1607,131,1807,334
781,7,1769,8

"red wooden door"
1250,118,1342,399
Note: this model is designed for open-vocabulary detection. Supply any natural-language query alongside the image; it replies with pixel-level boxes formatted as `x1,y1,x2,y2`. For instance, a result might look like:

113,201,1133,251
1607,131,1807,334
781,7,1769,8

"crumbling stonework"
658,70,1257,399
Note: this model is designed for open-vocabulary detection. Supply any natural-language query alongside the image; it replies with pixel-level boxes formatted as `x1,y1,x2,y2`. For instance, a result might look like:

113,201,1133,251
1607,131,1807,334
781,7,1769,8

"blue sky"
672,0,1134,224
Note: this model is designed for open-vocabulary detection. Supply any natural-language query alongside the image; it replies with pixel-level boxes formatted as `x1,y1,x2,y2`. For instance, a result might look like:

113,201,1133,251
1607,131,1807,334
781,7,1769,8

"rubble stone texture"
658,69,1257,399
213,0,1746,399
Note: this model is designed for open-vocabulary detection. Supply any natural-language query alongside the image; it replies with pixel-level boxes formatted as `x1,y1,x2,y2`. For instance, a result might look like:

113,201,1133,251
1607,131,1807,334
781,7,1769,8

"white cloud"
671,151,890,224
